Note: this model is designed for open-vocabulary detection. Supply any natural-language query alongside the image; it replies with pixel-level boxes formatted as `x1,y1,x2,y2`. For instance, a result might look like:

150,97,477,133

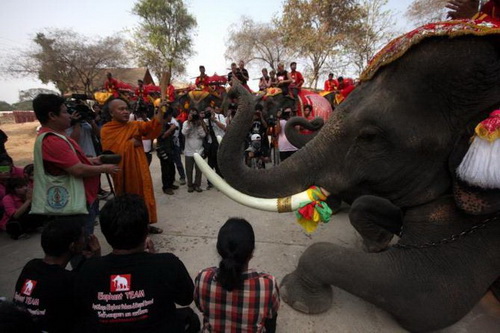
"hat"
251,134,261,141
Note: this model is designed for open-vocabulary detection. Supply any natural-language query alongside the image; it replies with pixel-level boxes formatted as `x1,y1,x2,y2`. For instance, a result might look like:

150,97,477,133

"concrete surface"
0,156,498,332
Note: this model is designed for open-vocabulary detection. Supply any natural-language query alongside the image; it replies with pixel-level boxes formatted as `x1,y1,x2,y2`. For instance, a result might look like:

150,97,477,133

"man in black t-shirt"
13,219,97,333
74,194,199,333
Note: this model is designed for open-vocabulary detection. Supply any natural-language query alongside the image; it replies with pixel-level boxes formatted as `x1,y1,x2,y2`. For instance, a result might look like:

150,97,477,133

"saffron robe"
101,119,162,223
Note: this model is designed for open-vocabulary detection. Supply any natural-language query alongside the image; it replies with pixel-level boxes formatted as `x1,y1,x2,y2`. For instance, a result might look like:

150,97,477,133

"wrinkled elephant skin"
218,34,500,332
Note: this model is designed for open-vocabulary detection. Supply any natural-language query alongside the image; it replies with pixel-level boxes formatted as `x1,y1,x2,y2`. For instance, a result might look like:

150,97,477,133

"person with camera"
203,106,226,189
31,94,119,238
276,107,299,162
157,109,179,195
182,108,207,193
245,104,269,169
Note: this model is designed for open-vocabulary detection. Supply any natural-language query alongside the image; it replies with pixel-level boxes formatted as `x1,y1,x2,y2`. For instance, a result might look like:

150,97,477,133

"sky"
0,0,415,104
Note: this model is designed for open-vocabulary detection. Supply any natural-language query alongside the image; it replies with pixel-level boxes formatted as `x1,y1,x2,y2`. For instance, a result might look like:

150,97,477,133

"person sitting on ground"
194,218,280,333
12,219,100,332
0,129,8,155
0,301,39,333
74,194,199,333
0,178,43,239
0,154,24,218
23,164,34,188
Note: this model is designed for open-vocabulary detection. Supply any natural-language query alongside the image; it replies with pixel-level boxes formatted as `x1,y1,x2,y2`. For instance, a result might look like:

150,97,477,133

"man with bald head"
101,98,164,233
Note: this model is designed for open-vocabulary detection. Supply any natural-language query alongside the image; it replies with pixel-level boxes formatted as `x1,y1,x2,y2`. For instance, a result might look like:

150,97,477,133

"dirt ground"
0,122,499,332
2,120,39,166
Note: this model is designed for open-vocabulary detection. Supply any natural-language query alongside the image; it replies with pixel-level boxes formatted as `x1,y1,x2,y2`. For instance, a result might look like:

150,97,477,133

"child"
194,218,280,333
12,219,98,332
0,178,42,239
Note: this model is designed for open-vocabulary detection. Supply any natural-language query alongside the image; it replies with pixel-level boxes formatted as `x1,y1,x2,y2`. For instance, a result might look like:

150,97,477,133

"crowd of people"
1,1,498,331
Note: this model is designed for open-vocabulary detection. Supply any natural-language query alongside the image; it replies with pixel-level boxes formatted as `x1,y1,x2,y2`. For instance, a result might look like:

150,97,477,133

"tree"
278,0,363,88
129,0,197,82
8,29,128,95
225,16,294,72
11,100,34,111
342,0,397,76
19,88,59,102
0,101,13,111
406,0,449,25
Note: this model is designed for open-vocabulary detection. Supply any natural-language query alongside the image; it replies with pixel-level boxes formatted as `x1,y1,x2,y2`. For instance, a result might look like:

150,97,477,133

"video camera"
65,94,96,123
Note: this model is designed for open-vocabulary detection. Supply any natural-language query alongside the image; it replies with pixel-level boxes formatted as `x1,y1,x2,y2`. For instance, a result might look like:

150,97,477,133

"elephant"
172,88,225,113
256,88,333,123
215,29,500,332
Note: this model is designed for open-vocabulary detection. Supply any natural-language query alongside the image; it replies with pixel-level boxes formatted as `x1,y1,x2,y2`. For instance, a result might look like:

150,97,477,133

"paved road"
0,156,498,332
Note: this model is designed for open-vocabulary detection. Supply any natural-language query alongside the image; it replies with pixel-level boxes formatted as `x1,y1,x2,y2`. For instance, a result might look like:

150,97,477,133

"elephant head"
174,90,223,113
216,31,500,332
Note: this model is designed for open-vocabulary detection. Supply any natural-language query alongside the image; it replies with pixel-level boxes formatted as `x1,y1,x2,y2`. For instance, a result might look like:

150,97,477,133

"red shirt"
195,75,209,88
481,0,500,20
195,267,280,333
135,86,149,102
0,166,24,209
39,128,99,204
324,79,338,92
290,70,304,88
165,84,176,103
0,193,23,229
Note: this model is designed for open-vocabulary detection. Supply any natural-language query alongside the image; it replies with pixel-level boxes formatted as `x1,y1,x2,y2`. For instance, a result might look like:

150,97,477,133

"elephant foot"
362,232,393,253
280,270,333,314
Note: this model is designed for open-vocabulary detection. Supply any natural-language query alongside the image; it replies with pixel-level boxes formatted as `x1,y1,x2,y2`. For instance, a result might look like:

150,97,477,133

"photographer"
203,107,226,189
157,109,178,195
66,98,100,159
244,105,270,169
182,108,207,193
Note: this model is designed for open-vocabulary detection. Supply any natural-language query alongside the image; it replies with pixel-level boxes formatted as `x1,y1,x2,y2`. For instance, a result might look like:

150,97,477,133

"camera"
66,94,95,123
268,114,276,127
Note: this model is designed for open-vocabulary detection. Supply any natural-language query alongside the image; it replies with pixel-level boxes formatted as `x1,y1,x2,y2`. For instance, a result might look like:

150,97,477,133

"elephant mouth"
193,153,330,212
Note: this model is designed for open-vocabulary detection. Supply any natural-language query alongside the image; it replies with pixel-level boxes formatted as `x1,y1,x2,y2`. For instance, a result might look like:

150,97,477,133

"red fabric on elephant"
361,19,500,82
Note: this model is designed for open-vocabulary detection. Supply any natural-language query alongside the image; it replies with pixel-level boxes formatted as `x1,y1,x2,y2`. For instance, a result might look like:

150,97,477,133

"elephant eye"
357,127,380,142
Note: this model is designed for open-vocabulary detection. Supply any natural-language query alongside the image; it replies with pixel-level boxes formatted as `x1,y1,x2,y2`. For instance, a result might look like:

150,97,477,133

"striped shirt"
194,267,280,333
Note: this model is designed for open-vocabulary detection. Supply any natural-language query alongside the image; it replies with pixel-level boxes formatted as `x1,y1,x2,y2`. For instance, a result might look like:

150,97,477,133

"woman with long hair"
194,218,280,332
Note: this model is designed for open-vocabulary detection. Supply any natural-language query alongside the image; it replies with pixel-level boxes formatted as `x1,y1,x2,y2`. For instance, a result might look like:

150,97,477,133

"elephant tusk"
194,153,330,212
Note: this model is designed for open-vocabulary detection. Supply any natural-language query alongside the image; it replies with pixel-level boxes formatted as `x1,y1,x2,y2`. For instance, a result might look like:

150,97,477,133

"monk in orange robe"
101,98,163,231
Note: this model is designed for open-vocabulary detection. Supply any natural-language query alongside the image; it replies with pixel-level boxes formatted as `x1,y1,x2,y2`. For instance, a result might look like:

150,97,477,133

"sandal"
148,226,163,234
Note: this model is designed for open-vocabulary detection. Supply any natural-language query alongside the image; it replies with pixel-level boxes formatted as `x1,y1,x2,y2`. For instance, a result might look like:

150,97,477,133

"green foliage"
19,88,59,102
225,16,294,72
11,100,34,111
278,0,363,87
0,101,13,111
130,0,197,81
9,29,128,95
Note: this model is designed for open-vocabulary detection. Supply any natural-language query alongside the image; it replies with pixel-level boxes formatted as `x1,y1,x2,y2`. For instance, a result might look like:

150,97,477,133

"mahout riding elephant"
216,24,500,333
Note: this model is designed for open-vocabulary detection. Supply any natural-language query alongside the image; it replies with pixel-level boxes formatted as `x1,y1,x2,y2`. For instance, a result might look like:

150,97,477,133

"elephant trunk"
218,83,330,198
284,117,323,148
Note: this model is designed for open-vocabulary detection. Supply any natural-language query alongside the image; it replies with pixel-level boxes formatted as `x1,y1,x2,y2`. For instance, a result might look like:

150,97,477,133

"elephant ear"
450,127,500,215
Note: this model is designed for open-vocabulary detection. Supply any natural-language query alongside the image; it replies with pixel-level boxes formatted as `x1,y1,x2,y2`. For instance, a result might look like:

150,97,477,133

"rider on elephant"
289,62,304,98
447,0,500,21
195,65,209,91
323,73,338,92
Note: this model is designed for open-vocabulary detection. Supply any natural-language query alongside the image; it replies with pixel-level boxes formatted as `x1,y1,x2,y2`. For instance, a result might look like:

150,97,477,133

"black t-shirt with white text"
74,252,194,333
13,259,77,333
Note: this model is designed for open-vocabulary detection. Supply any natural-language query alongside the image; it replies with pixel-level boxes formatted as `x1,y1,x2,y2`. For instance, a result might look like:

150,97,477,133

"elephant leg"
349,195,402,253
